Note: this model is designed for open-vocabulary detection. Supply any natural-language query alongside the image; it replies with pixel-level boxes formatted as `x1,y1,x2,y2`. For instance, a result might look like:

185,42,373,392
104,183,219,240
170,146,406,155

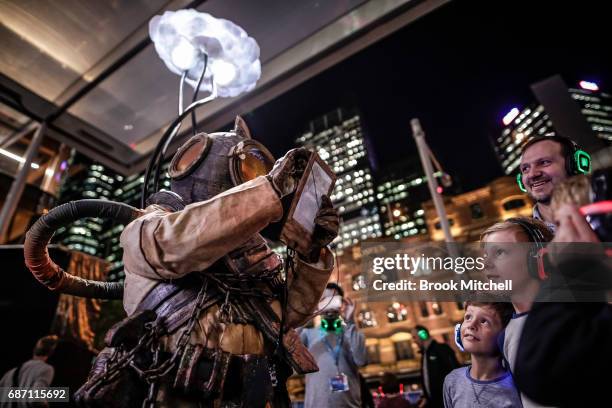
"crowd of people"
297,134,610,408
5,132,610,408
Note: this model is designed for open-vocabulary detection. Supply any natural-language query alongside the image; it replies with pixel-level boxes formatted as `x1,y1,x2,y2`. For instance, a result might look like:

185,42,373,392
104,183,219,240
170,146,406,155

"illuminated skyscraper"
375,164,431,240
54,153,121,260
295,107,382,252
56,154,171,282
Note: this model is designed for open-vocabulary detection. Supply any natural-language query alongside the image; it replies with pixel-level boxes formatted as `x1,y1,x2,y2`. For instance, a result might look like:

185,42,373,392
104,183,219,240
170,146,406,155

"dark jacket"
420,341,459,408
378,395,412,408
515,302,612,407
515,253,612,407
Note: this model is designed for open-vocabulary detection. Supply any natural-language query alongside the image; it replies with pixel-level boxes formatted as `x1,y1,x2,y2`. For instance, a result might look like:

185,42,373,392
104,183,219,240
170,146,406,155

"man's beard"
532,193,552,205
528,188,552,204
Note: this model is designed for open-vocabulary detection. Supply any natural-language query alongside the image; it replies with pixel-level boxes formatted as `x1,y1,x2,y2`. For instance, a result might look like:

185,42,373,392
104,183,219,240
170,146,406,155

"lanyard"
321,331,344,370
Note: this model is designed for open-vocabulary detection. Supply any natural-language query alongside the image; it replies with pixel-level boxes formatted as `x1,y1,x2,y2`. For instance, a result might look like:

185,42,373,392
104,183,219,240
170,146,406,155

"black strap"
11,364,22,408
11,363,22,387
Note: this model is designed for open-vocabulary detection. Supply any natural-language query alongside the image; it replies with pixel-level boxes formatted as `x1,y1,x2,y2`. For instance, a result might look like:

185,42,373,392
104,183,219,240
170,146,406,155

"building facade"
422,176,532,242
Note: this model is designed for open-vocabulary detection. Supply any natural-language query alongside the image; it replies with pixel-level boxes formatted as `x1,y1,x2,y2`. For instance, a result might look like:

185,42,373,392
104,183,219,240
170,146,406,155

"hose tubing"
24,199,141,299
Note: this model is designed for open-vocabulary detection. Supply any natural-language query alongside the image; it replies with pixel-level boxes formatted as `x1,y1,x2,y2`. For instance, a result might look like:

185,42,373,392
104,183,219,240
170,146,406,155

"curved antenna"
162,81,216,157
143,71,187,206
191,53,208,136
141,77,218,208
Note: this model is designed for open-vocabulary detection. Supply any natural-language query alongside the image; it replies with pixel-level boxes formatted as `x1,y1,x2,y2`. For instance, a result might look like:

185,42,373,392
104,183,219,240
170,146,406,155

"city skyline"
238,0,612,193
495,83,612,175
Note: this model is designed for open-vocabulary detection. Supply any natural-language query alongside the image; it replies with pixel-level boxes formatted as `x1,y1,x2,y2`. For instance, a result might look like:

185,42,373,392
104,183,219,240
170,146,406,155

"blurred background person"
413,325,459,408
300,283,367,408
378,372,411,408
0,335,58,408
359,373,375,408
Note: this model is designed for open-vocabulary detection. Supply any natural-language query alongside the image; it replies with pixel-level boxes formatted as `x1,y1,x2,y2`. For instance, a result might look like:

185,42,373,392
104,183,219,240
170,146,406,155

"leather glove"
312,195,339,247
304,195,339,262
267,148,311,198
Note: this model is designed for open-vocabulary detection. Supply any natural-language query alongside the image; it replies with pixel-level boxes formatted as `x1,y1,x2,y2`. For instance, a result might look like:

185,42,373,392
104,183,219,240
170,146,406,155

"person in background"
378,372,411,408
413,325,459,408
0,335,58,408
300,283,367,408
359,373,375,408
443,302,521,408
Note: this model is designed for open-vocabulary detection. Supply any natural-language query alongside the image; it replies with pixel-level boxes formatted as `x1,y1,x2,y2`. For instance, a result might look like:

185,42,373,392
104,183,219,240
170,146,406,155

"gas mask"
169,117,276,204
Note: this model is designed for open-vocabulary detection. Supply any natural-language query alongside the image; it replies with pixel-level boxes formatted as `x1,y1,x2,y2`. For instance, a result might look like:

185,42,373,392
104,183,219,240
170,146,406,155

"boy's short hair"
381,372,400,394
33,335,59,357
464,302,514,327
480,216,553,243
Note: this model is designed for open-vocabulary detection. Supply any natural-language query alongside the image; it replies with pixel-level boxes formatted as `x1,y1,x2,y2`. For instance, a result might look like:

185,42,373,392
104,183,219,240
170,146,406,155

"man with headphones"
413,325,459,408
514,175,612,408
517,134,591,232
299,283,366,408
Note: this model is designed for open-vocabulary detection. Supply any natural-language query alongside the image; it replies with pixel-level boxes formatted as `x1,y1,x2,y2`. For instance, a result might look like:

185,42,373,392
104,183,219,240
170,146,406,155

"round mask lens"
239,146,274,182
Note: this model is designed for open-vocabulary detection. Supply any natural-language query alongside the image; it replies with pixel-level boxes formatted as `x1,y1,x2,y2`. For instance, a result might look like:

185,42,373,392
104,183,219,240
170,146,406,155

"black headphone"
517,135,591,193
505,218,549,280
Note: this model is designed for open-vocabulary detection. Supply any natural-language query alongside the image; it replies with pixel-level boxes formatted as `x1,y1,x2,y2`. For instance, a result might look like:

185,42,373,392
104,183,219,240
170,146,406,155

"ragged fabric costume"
120,119,334,407
121,176,333,406
24,117,336,408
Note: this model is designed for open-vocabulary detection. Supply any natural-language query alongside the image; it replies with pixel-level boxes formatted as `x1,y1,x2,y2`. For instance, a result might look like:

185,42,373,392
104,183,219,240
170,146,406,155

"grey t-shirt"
443,366,522,408
0,359,54,408
300,323,367,408
504,313,556,408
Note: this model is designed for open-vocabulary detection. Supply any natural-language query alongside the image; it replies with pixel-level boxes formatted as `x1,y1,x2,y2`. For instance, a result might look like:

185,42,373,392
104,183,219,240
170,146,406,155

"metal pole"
411,118,455,244
0,122,37,149
0,122,46,243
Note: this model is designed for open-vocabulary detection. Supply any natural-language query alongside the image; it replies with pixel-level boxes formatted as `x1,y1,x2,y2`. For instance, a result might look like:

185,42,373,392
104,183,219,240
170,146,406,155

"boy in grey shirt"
443,302,521,408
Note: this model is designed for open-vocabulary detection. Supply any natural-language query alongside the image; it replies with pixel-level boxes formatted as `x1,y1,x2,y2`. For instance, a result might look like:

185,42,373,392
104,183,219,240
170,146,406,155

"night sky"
237,0,611,192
